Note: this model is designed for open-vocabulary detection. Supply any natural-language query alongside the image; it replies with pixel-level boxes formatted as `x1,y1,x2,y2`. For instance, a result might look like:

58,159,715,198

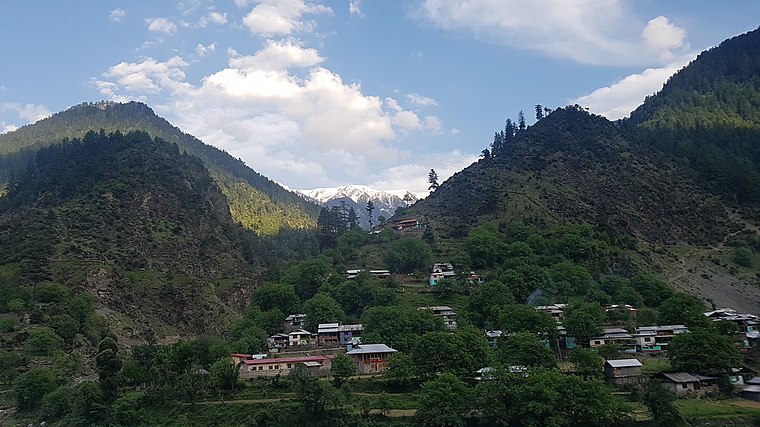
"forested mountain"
628,26,760,203
0,101,319,235
0,131,267,337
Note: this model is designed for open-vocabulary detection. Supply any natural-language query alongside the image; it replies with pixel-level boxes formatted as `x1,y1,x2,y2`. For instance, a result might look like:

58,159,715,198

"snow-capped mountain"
297,185,421,229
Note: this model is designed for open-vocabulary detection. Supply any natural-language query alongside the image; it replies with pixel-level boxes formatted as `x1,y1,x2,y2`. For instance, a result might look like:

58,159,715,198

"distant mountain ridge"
298,185,419,229
0,101,319,235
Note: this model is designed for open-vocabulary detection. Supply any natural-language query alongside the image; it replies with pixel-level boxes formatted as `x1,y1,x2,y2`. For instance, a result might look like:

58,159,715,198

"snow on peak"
297,185,419,205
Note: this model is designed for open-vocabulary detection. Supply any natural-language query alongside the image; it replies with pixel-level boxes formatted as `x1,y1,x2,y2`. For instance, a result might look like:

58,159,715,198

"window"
287,364,292,368
275,365,280,369
681,383,687,389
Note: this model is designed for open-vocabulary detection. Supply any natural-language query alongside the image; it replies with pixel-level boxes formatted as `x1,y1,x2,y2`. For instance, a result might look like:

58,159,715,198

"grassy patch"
676,398,760,420
641,357,671,376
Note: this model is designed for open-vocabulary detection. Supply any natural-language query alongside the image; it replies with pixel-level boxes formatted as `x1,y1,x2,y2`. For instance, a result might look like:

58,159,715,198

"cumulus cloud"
100,56,190,94
349,0,363,17
407,93,439,107
418,0,690,66
229,39,323,70
1,102,51,123
199,11,228,27
196,43,216,57
109,8,126,22
146,17,178,34
1,123,18,134
242,0,332,36
572,54,695,120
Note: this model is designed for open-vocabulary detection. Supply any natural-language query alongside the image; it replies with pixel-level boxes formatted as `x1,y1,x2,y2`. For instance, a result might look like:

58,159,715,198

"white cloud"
199,11,228,27
229,39,323,71
196,43,216,57
101,56,190,94
349,0,363,17
234,0,253,7
418,0,690,66
450,128,460,135
1,102,50,123
370,150,479,195
423,115,442,132
146,17,178,34
109,8,126,22
242,0,332,36
2,123,18,134
407,93,438,107
572,54,695,120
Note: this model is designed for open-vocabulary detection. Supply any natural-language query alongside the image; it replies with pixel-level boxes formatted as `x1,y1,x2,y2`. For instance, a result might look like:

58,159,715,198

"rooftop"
605,359,642,368
346,344,397,355
239,355,334,366
659,372,700,383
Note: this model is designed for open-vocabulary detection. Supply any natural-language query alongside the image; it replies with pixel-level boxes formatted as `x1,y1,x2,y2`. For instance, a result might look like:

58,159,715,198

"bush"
14,368,57,411
732,247,754,268
25,327,64,355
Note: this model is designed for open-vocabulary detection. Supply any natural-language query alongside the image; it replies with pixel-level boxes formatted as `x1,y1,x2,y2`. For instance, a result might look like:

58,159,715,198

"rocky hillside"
0,101,319,235
0,131,263,339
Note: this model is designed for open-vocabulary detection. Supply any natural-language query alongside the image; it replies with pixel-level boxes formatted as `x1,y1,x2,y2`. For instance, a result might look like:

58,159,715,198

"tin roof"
605,359,642,368
346,344,397,355
658,372,700,383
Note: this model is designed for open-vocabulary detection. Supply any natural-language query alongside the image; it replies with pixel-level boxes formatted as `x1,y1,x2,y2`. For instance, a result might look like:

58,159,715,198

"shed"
604,359,642,385
657,372,700,395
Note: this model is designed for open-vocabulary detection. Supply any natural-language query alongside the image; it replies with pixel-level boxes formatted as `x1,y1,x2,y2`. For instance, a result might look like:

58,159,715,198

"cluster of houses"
428,262,485,287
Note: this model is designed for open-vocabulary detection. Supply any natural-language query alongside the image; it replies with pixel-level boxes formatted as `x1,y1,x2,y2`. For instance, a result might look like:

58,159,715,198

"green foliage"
384,352,416,386
41,386,74,421
25,326,63,355
382,237,432,274
14,368,57,411
330,353,355,387
361,306,443,352
209,357,239,391
562,301,605,344
96,337,123,402
302,293,345,331
251,283,301,315
322,271,396,317
498,331,556,368
468,280,515,328
657,293,710,329
643,381,688,427
477,368,625,427
416,373,472,427
281,256,336,301
294,373,341,415
668,329,742,375
412,331,481,380
567,348,604,378
732,247,754,268
498,304,558,339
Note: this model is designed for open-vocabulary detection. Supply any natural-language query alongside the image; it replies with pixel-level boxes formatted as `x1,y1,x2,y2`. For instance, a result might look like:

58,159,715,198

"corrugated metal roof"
240,355,334,365
346,344,397,355
605,359,642,368
659,372,700,383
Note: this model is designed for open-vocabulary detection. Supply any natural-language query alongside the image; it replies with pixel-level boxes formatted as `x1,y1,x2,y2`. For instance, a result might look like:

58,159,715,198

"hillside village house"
704,308,758,334
590,328,635,350
419,306,457,331
656,372,718,396
235,354,334,379
534,304,566,322
285,313,306,330
288,329,311,346
317,323,364,346
604,359,642,385
345,344,398,374
635,325,689,351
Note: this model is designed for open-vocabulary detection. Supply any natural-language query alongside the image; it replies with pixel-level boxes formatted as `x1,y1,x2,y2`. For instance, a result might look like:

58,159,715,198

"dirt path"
198,398,289,405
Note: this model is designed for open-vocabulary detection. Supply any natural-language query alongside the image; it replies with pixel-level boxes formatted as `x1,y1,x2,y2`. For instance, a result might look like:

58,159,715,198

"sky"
1,1,759,194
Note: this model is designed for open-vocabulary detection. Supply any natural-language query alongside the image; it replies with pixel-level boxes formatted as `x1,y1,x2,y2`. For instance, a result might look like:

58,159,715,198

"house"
285,313,306,330
432,263,454,273
590,328,635,350
339,324,364,345
535,304,566,322
704,308,759,333
465,272,485,286
236,354,334,379
317,323,341,346
729,367,759,386
369,269,391,279
741,377,760,401
604,304,637,316
288,329,312,346
419,306,457,330
635,325,688,350
657,372,701,395
429,263,456,286
345,343,398,374
393,219,423,230
267,333,290,351
604,359,642,385
485,330,503,347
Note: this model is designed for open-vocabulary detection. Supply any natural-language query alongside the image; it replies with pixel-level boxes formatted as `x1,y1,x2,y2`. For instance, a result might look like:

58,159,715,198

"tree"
498,304,558,339
251,283,300,315
25,327,63,355
668,329,742,376
412,331,478,380
568,348,603,378
361,306,443,352
535,104,544,121
498,332,556,368
480,148,491,159
14,368,56,411
295,374,340,415
209,357,239,391
563,302,605,346
416,373,472,427
427,169,439,191
657,293,710,329
302,293,345,331
96,337,122,402
365,200,375,229
384,353,415,386
642,381,688,427
330,354,355,387
382,238,432,274
517,110,526,132
402,192,415,207
468,281,515,328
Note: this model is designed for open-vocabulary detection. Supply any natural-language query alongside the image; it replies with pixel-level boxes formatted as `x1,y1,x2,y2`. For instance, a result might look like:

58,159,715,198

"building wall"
238,361,330,379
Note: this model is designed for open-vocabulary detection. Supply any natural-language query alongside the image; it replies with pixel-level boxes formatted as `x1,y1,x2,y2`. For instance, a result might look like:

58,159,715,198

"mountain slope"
0,101,318,235
299,185,418,229
628,27,760,204
0,131,261,338
407,106,735,245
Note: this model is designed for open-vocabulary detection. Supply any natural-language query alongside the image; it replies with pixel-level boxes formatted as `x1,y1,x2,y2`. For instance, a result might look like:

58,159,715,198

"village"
227,261,760,403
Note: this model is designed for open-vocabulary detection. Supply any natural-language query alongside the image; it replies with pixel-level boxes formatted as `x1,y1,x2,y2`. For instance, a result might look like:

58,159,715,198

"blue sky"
1,1,758,194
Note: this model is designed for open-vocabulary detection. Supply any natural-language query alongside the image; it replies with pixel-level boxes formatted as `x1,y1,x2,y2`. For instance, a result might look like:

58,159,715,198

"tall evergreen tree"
366,200,375,229
535,104,544,121
518,110,527,132
428,169,439,191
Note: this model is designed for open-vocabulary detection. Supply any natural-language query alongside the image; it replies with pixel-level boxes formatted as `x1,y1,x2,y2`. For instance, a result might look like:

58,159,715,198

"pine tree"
428,169,439,191
535,104,544,121
366,200,375,229
518,110,526,132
